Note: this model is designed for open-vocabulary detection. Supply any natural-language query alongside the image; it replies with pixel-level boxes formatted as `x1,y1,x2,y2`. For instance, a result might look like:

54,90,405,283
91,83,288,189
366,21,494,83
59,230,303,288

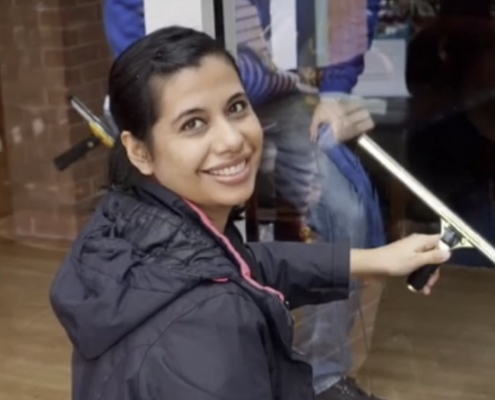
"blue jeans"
303,152,367,394
255,94,367,394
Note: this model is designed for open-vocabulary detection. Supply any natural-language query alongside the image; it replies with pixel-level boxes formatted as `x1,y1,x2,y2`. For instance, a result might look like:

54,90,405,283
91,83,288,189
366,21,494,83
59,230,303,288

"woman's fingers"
355,118,375,134
414,233,443,252
411,233,450,268
421,269,440,295
412,248,450,271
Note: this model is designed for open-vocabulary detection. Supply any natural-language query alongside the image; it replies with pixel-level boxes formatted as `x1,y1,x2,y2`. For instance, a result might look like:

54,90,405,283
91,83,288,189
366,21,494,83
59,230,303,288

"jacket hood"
50,183,237,360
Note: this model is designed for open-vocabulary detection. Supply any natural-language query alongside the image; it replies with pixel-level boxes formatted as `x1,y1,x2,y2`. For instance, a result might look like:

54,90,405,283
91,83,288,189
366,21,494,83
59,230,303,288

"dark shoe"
316,377,385,400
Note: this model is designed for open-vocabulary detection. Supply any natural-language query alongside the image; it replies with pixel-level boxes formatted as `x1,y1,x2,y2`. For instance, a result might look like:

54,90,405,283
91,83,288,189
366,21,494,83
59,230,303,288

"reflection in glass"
233,1,495,399
233,1,384,399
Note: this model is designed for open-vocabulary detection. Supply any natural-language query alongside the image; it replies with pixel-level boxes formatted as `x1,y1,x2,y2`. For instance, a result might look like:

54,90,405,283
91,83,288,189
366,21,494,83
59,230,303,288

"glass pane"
233,1,495,398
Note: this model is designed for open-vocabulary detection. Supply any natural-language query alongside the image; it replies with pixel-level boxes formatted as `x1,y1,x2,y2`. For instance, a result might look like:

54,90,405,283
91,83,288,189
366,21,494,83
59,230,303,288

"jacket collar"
133,177,201,225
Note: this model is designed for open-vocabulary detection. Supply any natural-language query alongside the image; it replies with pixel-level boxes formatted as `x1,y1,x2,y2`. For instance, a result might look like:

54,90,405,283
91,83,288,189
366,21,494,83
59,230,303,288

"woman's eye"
181,118,204,131
228,101,248,115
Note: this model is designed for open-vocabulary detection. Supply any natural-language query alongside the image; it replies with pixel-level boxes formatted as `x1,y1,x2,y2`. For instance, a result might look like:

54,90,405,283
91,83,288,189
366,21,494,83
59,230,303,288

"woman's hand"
310,98,375,143
351,234,451,295
375,234,450,276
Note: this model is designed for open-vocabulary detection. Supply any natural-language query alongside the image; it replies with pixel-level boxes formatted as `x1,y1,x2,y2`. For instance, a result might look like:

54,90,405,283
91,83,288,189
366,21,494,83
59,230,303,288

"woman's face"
126,55,263,214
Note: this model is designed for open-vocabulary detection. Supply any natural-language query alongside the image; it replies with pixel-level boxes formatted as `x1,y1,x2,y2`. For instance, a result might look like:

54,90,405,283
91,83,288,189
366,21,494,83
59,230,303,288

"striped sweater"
234,0,380,103
103,0,380,103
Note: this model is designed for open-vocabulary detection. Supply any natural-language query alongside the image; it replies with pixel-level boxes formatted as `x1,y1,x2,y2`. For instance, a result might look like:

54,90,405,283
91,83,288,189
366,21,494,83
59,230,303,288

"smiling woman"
121,60,262,230
108,28,263,230
49,25,450,400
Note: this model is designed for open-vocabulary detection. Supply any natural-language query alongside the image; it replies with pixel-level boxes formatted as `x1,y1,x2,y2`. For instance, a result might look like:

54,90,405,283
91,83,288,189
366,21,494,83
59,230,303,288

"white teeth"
209,161,246,176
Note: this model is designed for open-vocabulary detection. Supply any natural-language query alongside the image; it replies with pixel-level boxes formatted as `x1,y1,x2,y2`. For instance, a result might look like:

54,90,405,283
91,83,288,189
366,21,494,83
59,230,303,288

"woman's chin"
216,181,255,208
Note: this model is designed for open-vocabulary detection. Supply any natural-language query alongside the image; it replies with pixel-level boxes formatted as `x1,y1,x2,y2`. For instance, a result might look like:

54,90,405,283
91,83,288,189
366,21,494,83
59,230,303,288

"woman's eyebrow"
172,107,204,124
172,92,247,123
228,92,247,102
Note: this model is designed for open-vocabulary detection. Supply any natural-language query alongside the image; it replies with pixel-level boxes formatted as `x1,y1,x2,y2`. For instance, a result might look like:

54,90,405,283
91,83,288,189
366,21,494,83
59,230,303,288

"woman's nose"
212,120,244,153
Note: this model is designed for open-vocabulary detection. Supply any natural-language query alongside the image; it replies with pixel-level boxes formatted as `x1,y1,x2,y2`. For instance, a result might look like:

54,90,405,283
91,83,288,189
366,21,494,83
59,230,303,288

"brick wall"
0,77,13,219
0,0,112,241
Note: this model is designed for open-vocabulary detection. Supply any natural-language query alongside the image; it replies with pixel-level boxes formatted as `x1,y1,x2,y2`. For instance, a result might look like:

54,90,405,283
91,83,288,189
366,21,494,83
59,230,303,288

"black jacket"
50,179,350,400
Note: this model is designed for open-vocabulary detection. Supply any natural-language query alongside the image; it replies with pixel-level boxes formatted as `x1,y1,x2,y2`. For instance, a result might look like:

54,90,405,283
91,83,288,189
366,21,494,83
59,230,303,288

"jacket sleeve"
246,241,350,309
103,0,146,58
123,292,274,400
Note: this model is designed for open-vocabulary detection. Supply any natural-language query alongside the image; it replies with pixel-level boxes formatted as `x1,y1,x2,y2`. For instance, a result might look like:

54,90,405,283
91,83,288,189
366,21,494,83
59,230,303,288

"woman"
50,26,448,400
103,2,384,398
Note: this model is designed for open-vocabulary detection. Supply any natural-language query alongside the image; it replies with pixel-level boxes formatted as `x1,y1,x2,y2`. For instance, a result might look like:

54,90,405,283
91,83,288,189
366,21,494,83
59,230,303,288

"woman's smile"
202,155,253,185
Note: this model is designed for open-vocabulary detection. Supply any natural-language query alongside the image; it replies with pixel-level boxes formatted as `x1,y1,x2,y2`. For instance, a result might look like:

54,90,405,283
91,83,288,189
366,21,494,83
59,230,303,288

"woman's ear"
121,131,154,176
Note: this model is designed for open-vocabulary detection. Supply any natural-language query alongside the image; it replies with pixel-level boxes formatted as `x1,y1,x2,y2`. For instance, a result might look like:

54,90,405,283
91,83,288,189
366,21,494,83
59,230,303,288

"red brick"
62,28,82,48
66,120,89,138
95,43,112,59
42,49,66,68
40,68,67,89
0,27,13,48
65,66,84,86
0,0,112,242
38,9,63,28
81,60,111,82
10,7,38,28
39,28,65,49
66,44,100,66
63,4,100,25
77,0,101,5
45,87,70,107
77,22,108,45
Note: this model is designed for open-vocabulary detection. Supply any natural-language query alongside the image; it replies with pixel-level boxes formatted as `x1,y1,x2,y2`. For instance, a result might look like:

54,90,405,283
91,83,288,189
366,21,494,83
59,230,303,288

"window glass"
233,1,495,398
